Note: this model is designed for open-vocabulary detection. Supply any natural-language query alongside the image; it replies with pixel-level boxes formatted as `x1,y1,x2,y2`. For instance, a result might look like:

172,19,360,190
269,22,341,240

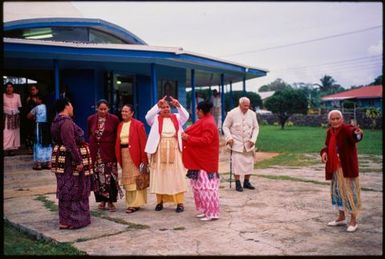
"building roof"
4,17,147,45
321,85,383,101
4,37,268,86
4,17,268,87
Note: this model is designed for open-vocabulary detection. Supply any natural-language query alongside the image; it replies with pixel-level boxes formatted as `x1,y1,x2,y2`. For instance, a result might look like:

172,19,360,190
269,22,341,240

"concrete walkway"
3,147,383,256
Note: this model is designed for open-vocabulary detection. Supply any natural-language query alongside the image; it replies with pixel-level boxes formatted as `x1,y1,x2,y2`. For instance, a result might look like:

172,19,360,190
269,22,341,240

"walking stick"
229,149,232,189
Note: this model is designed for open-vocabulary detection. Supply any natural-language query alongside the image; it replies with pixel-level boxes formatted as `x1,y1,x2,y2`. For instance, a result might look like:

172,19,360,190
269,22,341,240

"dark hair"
55,98,71,113
96,99,109,108
35,94,47,104
122,104,135,113
4,81,14,88
197,101,213,114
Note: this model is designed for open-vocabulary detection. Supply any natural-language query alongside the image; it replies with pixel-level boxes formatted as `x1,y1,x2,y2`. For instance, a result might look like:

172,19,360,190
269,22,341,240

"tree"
292,82,322,108
186,89,262,112
224,91,262,111
369,75,383,86
264,87,308,129
315,75,345,96
258,78,290,92
366,108,381,129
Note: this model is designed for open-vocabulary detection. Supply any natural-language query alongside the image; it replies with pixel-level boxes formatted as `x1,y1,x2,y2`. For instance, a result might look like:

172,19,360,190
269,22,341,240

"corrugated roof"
321,85,383,101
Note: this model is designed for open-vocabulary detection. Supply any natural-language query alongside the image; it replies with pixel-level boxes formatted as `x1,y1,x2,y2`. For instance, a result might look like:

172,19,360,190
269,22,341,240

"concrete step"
4,155,35,172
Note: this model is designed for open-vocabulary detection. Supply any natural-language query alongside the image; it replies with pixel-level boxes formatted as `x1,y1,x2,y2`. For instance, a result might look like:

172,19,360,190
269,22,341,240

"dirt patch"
254,152,280,162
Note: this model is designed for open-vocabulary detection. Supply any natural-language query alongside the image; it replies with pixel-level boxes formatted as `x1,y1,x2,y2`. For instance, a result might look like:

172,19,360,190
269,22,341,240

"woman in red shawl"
182,101,220,221
87,99,122,212
115,104,148,213
320,110,363,232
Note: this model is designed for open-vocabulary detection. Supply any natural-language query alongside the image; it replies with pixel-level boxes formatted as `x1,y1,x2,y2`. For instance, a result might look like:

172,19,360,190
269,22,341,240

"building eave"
4,38,268,85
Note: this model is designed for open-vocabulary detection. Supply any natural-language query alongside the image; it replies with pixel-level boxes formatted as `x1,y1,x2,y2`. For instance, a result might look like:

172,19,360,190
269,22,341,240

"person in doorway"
27,94,52,170
182,101,220,221
195,92,204,104
222,97,259,192
24,84,40,153
3,82,22,156
115,104,148,213
210,89,222,131
50,98,91,229
145,96,189,213
320,110,363,232
87,99,122,212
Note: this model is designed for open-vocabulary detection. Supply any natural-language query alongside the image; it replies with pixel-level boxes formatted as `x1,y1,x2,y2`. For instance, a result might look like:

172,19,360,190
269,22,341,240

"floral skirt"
331,166,361,215
92,158,123,202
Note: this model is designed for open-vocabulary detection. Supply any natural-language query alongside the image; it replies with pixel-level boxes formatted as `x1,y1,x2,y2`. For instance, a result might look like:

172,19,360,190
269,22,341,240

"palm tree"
314,75,336,92
315,75,344,96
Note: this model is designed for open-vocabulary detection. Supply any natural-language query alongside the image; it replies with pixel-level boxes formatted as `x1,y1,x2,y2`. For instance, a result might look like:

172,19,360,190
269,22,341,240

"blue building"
4,18,268,134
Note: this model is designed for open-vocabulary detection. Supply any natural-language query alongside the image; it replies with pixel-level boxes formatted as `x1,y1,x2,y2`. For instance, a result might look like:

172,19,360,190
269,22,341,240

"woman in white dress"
144,96,189,213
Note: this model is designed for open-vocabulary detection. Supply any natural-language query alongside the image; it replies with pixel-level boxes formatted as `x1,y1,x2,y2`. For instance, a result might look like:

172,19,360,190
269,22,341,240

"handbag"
136,162,150,190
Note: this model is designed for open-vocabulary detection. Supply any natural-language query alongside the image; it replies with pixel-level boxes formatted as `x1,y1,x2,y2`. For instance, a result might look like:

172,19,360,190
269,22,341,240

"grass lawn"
3,220,85,256
255,125,382,168
257,125,382,155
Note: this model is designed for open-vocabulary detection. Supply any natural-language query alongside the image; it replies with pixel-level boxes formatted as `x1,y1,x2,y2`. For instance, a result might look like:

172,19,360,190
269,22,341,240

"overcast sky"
6,1,382,91
71,1,382,91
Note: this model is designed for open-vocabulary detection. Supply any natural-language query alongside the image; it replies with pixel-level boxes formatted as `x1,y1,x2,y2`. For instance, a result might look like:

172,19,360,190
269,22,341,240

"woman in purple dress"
50,98,91,229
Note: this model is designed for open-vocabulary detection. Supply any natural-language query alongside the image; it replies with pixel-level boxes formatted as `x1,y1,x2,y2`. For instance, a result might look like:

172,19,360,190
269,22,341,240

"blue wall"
61,69,96,137
136,75,152,132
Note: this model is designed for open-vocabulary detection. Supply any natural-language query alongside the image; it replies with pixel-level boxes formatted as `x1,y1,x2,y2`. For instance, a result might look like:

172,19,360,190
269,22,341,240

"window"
5,26,128,44
89,29,126,44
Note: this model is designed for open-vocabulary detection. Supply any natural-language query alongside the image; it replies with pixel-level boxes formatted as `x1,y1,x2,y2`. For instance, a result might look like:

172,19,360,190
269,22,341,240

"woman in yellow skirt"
115,104,148,213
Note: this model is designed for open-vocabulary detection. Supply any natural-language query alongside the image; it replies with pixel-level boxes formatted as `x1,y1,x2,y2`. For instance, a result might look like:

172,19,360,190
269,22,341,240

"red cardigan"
320,123,363,180
87,113,120,163
115,118,148,168
182,114,219,172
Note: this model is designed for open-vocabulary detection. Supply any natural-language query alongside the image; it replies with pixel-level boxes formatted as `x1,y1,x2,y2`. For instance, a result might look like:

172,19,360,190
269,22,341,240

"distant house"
321,85,382,109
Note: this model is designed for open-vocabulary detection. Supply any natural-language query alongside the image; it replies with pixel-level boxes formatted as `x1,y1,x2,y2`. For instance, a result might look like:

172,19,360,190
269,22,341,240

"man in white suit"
222,97,259,192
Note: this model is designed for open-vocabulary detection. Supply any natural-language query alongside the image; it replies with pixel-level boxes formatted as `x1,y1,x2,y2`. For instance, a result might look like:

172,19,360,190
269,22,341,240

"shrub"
286,121,294,127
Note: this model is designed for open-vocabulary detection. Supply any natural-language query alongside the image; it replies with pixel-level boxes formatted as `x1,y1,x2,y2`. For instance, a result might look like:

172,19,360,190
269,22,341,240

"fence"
257,108,383,129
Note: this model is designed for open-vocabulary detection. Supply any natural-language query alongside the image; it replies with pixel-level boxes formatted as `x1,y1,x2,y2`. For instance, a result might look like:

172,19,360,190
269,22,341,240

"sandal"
59,224,70,229
32,164,42,170
126,207,140,214
108,204,117,212
176,203,184,213
44,162,52,170
155,203,163,211
98,202,106,210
